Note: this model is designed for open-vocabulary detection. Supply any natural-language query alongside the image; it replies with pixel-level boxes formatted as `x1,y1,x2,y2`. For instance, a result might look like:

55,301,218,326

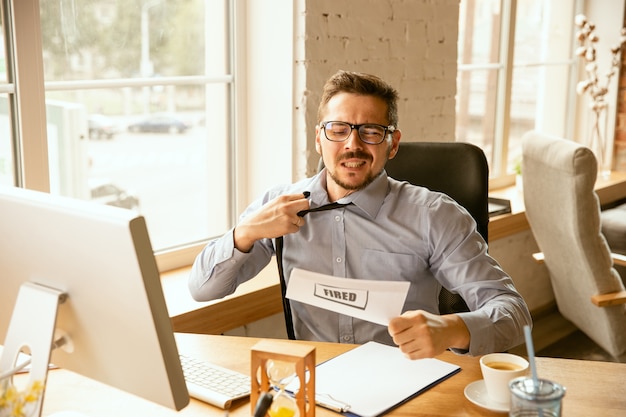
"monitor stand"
0,282,66,417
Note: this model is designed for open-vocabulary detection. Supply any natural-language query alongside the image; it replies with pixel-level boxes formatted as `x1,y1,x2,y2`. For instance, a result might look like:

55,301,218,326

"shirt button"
334,215,341,221
336,257,342,263
342,335,351,342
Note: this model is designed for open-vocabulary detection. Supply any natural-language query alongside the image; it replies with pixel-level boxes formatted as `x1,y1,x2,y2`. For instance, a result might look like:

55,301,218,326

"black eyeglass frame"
319,121,396,145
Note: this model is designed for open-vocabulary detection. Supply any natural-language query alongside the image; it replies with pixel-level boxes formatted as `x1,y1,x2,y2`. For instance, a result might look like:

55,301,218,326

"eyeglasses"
319,121,396,145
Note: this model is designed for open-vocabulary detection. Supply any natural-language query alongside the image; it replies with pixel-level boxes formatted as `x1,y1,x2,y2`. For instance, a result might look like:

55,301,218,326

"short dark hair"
317,70,399,127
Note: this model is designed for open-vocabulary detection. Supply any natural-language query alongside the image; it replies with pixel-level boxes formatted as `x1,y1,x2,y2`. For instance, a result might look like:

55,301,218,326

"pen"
252,392,274,417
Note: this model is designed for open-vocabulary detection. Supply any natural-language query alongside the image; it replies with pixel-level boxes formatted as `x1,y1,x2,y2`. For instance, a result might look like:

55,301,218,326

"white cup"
479,353,529,405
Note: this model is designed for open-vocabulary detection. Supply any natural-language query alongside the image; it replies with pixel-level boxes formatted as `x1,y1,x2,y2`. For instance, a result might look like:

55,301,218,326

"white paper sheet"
285,268,410,326
288,342,461,417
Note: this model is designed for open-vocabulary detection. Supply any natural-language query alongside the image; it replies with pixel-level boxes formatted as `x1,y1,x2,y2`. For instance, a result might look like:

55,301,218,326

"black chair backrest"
385,141,489,241
317,141,489,314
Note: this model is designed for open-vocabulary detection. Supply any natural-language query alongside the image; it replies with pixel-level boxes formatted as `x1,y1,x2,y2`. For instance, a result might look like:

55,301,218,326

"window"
0,16,13,187
457,0,579,183
0,88,11,186
4,0,236,269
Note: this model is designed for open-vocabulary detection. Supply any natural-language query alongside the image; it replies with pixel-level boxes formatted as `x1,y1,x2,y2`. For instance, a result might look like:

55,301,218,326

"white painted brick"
298,0,459,172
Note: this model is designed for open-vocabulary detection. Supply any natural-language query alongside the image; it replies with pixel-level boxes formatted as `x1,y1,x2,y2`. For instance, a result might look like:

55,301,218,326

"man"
189,70,531,359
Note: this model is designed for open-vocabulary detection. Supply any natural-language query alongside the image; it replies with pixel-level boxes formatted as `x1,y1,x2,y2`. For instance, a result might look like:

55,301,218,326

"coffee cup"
479,353,529,404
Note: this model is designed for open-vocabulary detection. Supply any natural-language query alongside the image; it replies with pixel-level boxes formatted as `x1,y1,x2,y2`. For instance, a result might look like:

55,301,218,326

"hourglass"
250,340,316,417
266,359,298,417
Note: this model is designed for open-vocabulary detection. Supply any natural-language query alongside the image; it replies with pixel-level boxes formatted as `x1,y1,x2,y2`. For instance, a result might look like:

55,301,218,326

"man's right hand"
233,193,311,252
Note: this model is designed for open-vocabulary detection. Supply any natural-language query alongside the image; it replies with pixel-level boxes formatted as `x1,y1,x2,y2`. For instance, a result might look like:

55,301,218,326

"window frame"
4,0,239,271
4,0,49,192
457,0,585,188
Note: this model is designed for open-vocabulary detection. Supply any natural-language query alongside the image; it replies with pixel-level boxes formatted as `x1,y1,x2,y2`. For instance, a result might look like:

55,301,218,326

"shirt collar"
310,168,389,218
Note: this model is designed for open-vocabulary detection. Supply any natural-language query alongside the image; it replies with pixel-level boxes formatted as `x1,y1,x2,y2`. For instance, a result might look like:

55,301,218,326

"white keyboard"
180,354,251,409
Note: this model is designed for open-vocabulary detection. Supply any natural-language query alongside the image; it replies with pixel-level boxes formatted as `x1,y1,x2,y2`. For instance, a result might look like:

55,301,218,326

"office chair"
317,141,490,315
521,131,626,360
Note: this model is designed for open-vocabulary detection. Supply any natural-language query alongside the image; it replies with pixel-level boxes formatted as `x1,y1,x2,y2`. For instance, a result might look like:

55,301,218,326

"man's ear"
388,130,401,160
315,125,322,155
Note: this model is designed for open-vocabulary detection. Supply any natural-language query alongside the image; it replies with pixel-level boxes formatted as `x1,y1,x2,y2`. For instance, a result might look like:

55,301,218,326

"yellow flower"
0,379,43,417
10,402,24,417
23,381,43,403
0,384,19,407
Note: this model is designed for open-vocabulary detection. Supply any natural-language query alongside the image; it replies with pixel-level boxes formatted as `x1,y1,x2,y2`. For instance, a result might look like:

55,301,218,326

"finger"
282,192,311,202
281,193,310,214
394,329,437,359
294,215,308,228
388,315,414,337
392,329,426,359
399,343,434,360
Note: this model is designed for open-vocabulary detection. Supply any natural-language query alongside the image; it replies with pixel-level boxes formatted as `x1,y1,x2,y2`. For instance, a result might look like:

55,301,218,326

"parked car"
127,114,190,134
89,179,140,211
88,114,120,140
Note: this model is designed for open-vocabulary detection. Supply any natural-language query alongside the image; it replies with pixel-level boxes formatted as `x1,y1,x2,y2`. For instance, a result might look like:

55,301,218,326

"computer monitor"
0,186,189,415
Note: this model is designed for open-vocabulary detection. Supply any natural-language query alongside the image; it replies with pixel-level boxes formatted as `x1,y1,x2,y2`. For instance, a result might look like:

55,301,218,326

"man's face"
316,92,401,201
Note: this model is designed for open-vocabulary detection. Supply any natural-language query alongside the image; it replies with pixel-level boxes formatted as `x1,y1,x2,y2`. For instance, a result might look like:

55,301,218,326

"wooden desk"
35,334,626,417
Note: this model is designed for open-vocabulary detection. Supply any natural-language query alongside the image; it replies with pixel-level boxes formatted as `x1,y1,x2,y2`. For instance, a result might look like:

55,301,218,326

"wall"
293,0,459,178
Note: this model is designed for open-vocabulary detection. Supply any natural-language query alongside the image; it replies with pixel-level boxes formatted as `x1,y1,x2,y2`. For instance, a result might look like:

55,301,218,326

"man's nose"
344,128,363,148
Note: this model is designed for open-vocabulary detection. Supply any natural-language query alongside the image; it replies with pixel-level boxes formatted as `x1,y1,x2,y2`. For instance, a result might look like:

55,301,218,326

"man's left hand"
388,310,470,359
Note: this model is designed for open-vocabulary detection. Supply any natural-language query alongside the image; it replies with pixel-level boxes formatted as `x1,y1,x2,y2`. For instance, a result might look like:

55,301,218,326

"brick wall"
294,0,460,176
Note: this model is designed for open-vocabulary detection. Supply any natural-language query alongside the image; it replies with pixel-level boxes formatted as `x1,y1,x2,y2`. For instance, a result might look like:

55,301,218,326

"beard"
324,147,391,191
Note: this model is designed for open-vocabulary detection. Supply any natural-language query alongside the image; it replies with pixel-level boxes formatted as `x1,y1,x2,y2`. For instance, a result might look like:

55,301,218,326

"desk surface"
36,333,626,417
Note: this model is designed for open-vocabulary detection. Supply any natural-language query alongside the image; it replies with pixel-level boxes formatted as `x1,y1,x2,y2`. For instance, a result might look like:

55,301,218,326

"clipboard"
289,341,461,417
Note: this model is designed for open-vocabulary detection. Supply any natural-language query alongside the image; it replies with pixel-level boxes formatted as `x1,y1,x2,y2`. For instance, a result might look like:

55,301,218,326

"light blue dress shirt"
189,169,531,355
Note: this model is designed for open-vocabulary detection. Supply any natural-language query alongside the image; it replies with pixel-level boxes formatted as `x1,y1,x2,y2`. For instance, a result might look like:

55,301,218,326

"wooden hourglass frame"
251,340,316,417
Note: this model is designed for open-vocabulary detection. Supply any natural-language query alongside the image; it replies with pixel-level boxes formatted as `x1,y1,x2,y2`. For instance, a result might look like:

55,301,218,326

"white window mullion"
10,0,48,192
492,0,516,177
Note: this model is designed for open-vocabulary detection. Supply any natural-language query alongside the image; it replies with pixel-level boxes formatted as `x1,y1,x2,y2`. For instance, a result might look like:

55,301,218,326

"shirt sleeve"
188,180,311,302
455,293,531,355
427,195,532,355
188,230,274,302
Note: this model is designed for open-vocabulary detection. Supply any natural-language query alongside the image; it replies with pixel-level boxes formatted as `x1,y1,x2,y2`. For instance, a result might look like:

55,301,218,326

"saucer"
464,380,509,413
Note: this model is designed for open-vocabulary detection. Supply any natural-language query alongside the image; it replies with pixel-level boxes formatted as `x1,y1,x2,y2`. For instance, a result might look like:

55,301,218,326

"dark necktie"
276,200,353,339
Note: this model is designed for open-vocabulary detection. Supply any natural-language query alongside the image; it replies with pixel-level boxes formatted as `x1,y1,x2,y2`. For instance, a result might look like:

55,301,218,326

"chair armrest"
591,290,626,307
611,253,626,266
531,252,626,307
533,251,626,266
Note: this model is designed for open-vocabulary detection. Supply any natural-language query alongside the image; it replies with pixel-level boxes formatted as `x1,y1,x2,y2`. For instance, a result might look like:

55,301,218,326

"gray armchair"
521,131,626,360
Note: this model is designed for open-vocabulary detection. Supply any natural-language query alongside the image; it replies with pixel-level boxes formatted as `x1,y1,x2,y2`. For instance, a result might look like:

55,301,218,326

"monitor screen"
0,186,189,412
